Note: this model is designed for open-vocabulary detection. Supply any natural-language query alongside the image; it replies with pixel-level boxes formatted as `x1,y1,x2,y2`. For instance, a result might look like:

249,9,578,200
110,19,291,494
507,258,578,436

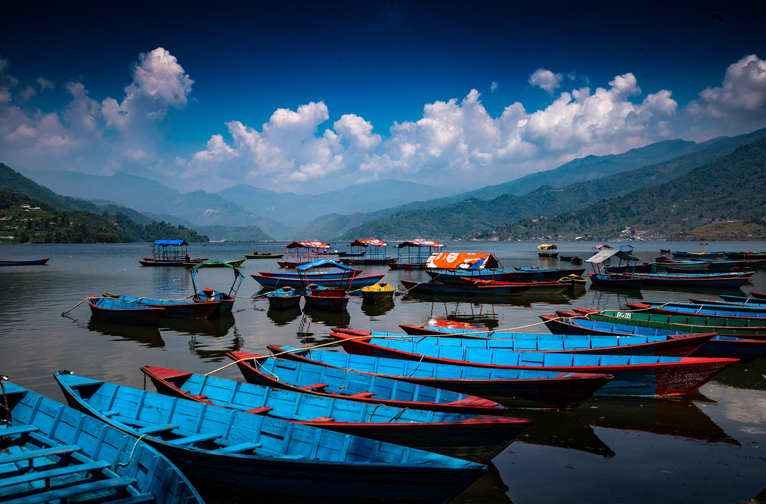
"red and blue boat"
190,260,243,317
56,372,487,504
340,239,398,266
226,351,507,415
265,286,302,309
625,302,766,321
141,365,533,463
334,326,714,357
277,241,331,268
328,333,738,398
268,344,613,410
86,296,164,326
252,259,384,289
139,240,207,267
540,312,766,362
302,284,350,311
621,270,754,288
400,279,566,298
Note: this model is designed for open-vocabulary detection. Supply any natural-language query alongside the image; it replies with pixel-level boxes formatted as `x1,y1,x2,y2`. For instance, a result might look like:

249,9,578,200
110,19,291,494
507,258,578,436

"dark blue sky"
1,0,765,193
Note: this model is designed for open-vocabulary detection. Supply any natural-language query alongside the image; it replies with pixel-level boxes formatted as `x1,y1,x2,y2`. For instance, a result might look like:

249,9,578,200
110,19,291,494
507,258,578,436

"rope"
112,434,148,471
386,407,408,423
61,298,88,317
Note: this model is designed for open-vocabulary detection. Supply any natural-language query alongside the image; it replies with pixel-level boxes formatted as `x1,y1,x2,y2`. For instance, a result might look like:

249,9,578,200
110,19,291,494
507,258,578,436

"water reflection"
161,314,235,337
187,325,244,363
451,462,512,504
301,305,351,329
266,306,303,326
360,299,396,317
511,410,615,458
86,319,164,348
576,395,740,445
710,358,766,391
151,268,191,298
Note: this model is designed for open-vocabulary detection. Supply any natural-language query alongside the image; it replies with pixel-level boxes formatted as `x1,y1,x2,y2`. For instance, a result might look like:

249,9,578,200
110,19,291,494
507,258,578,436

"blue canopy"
154,240,188,246
295,259,357,272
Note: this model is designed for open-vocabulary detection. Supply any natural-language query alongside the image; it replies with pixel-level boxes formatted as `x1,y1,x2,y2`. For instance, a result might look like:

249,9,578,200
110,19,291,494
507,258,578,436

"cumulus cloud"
684,54,766,137
490,81,498,93
37,77,54,92
529,68,563,94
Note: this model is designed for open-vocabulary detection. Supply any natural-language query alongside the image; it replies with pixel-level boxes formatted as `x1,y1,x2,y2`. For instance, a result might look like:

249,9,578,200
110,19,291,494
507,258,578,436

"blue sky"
1,0,765,194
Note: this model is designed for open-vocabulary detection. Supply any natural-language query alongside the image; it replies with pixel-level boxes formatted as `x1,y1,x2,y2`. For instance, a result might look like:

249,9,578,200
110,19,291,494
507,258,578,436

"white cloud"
16,86,36,103
684,54,766,137
490,81,498,93
529,68,563,94
36,77,54,92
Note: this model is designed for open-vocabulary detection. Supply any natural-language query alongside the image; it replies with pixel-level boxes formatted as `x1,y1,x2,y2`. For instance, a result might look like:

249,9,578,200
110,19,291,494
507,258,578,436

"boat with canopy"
278,241,331,268
389,240,444,270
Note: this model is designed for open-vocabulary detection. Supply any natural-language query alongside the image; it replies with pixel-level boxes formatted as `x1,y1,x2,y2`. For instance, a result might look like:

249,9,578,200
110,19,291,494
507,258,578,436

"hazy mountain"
217,179,456,226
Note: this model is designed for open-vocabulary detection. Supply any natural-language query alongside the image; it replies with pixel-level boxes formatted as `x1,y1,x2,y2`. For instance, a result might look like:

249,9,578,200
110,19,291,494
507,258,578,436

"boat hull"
102,293,218,319
0,258,49,266
87,297,164,326
252,273,384,289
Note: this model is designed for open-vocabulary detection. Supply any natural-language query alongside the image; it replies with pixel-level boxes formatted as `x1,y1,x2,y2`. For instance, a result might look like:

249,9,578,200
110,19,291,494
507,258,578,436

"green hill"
338,128,766,240
479,137,766,241
0,164,208,243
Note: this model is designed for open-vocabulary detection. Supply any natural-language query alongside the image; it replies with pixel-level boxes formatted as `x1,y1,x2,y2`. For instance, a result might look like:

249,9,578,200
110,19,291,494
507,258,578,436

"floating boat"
671,251,726,260
720,251,766,260
139,239,208,266
1,380,204,504
340,239,397,266
568,308,766,339
265,286,302,310
244,252,285,259
660,248,671,254
55,372,487,504
86,296,164,326
252,259,384,289
186,258,245,268
511,266,587,280
752,291,766,299
459,278,570,294
302,284,350,311
141,366,532,463
332,327,713,357
586,248,643,289
329,333,738,398
540,313,766,362
399,280,566,298
102,293,219,319
537,244,558,258
718,294,766,305
268,345,613,410
389,240,444,270
621,270,754,288
624,302,766,321
557,274,587,289
277,241,331,268
189,261,243,317
0,258,49,266
226,351,506,415
361,283,396,304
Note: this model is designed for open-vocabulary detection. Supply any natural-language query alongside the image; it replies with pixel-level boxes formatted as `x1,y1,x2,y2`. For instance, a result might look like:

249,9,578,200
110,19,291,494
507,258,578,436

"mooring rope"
61,298,89,317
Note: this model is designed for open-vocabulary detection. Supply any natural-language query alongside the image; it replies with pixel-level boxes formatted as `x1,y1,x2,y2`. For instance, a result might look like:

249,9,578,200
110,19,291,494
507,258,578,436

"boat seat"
101,410,120,417
211,442,262,453
309,417,335,423
0,425,38,437
137,424,178,435
244,407,273,415
347,392,375,398
300,383,329,391
167,432,223,446
0,444,81,465
0,459,110,489
2,475,137,504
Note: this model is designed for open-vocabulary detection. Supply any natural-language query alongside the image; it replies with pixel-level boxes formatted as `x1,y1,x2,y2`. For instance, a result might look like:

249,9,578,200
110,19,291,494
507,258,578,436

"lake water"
1,241,765,503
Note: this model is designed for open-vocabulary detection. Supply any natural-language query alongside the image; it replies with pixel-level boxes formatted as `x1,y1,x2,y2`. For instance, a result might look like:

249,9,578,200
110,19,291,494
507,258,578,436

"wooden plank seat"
211,442,262,454
101,410,120,417
167,432,223,446
137,424,178,435
300,383,329,391
0,445,81,465
0,425,38,437
347,392,375,398
2,475,137,504
0,459,111,489
244,407,273,415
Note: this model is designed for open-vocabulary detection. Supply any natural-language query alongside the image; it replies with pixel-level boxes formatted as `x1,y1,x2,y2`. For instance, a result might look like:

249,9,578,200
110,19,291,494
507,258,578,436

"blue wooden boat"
625,302,766,320
55,372,487,504
719,294,766,305
102,293,219,319
0,258,49,266
588,273,643,289
512,266,587,280
86,296,164,326
252,273,385,289
586,248,643,288
303,284,350,311
333,327,713,357
1,380,204,504
141,366,532,463
540,313,766,363
329,333,738,398
671,251,727,259
400,280,566,297
622,271,754,288
189,261,243,317
226,351,506,415
677,299,766,313
268,345,614,410
265,287,301,310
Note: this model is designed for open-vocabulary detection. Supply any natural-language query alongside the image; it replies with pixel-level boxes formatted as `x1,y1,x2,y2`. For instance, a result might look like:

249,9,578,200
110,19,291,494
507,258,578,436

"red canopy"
397,240,444,248
349,239,387,247
285,241,330,249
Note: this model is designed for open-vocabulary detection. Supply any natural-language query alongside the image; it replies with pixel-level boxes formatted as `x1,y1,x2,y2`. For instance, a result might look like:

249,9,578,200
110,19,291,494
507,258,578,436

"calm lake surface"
1,241,765,504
